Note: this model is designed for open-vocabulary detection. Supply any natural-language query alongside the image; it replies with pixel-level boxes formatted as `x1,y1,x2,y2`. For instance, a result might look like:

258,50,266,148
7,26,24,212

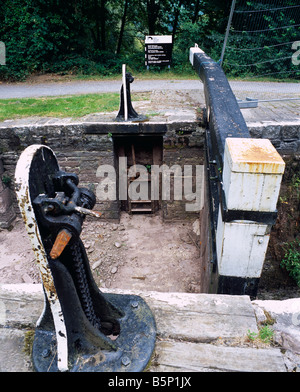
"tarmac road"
0,78,299,99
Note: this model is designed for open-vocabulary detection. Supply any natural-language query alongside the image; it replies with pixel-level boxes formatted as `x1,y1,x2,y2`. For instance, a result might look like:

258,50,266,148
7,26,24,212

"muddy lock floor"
0,213,201,293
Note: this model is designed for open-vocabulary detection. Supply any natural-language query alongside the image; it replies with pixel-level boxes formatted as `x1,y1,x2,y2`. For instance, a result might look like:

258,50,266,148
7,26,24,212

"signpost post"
145,35,172,69
0,41,5,65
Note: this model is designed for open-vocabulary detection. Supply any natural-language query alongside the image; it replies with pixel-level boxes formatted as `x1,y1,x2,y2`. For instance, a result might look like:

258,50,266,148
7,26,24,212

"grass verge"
0,92,150,121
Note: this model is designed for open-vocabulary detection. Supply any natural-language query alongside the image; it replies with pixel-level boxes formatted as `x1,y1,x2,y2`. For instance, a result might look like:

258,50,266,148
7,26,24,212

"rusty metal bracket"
15,145,156,372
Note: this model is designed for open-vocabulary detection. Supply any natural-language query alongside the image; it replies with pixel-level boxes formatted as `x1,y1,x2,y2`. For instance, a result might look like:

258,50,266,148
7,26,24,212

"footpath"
1,80,299,141
0,81,299,372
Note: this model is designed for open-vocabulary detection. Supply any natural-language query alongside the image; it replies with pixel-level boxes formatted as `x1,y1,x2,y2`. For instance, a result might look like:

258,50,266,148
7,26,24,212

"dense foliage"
223,0,300,79
0,0,299,81
281,239,300,287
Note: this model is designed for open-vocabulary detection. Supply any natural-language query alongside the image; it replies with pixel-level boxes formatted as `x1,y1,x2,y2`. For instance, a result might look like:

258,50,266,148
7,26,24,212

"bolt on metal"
121,356,131,367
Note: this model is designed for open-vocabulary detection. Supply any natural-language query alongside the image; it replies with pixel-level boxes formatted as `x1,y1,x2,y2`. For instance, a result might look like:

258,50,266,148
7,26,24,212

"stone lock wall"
0,120,298,228
0,158,16,228
248,122,300,154
0,123,118,222
162,124,205,221
0,121,205,224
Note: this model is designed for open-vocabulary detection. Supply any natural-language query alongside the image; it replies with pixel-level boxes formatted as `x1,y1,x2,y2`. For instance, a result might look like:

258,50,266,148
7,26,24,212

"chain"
70,241,101,330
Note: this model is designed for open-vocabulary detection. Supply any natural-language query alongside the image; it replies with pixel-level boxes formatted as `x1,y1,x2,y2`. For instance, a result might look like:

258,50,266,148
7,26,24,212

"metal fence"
220,0,300,80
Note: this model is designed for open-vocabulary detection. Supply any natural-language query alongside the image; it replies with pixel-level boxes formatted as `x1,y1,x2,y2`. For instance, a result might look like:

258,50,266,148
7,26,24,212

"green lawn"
74,70,198,81
0,93,124,121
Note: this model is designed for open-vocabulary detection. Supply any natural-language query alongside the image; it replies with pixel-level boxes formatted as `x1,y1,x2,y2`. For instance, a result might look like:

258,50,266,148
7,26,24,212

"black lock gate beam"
190,45,279,226
190,45,250,168
189,46,279,298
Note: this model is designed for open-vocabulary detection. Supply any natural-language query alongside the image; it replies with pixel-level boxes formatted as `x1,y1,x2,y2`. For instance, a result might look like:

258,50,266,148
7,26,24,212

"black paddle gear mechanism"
15,144,156,372
116,71,147,122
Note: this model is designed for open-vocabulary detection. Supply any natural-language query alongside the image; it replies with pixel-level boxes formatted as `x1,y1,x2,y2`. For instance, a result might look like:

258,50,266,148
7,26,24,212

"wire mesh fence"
221,0,300,81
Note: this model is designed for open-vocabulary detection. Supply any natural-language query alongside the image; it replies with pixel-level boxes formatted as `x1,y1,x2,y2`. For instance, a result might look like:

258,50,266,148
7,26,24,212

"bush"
1,0,299,81
281,239,300,287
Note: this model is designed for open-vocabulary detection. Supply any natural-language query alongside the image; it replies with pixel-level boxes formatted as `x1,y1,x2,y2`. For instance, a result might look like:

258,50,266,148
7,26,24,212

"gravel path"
0,78,299,99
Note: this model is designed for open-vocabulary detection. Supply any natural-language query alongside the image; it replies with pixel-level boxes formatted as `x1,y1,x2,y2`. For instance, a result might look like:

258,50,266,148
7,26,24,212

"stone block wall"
0,123,118,221
0,158,16,228
162,124,205,221
0,120,298,226
0,121,205,224
248,122,300,154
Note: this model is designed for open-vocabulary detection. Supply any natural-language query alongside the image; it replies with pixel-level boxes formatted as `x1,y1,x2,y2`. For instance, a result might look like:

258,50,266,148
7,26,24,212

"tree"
171,0,184,43
1,0,297,81
146,0,161,35
192,0,201,23
100,0,107,50
116,0,129,54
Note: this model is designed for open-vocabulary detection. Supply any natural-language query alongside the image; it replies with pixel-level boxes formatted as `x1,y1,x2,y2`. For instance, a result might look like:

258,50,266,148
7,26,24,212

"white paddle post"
122,64,128,121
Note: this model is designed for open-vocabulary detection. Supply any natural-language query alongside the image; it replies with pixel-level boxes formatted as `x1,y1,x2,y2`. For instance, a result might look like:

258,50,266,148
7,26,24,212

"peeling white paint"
15,145,68,372
217,138,285,280
216,206,269,278
223,138,285,212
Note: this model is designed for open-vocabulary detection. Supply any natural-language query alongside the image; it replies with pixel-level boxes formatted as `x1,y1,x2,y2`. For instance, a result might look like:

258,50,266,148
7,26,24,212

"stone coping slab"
0,284,294,372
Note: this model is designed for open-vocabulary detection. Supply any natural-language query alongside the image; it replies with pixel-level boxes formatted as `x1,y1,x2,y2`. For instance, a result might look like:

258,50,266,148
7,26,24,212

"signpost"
145,35,172,68
0,41,5,65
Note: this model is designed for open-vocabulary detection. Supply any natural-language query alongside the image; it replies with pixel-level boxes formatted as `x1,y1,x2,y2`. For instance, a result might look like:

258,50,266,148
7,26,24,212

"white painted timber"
189,44,204,66
223,138,285,211
216,207,269,277
14,145,68,371
122,64,128,121
217,138,285,279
